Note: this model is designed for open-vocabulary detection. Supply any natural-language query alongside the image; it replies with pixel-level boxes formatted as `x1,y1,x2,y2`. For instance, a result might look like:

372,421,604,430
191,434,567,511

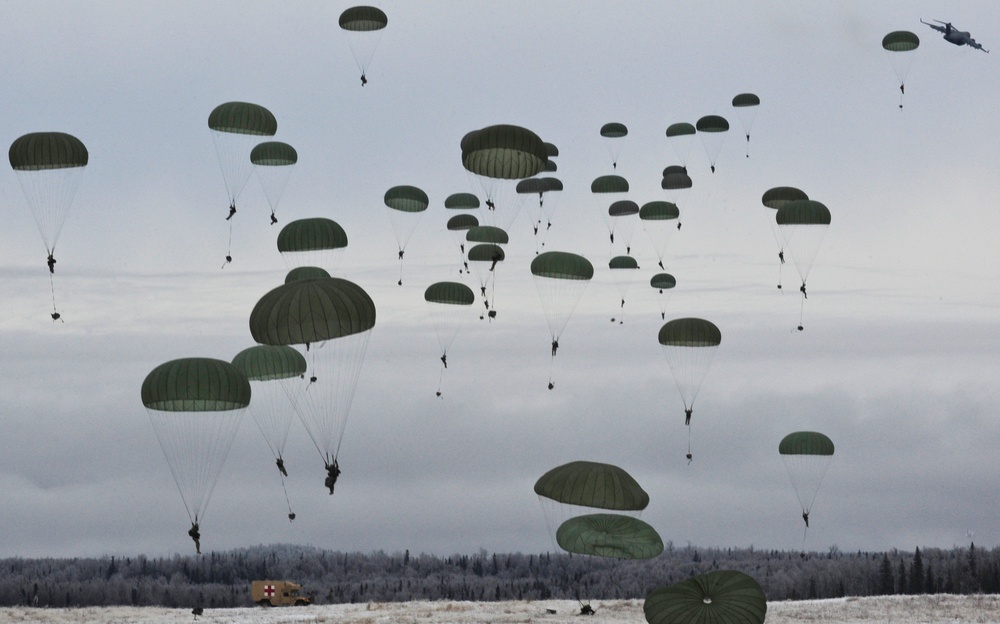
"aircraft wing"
920,18,947,34
967,37,989,53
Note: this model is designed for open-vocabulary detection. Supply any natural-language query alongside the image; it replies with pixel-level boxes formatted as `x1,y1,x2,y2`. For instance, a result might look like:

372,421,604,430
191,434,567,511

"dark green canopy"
285,266,331,283
517,178,547,194
775,200,831,225
250,141,297,166
640,201,679,220
779,431,834,456
467,243,504,263
661,172,692,191
534,460,647,510
444,192,480,209
608,200,639,217
461,124,548,180
732,93,760,108
659,318,721,347
231,345,307,382
644,570,767,624
609,255,639,270
249,277,376,346
882,30,920,52
665,122,696,138
466,225,509,245
384,185,429,213
650,273,676,290
600,122,628,138
141,358,251,412
277,218,348,252
338,5,388,31
761,186,808,209
424,281,475,306
9,132,89,170
557,514,663,559
447,213,479,231
591,174,629,194
696,115,730,133
544,142,559,157
530,251,594,280
208,102,277,136
662,165,687,177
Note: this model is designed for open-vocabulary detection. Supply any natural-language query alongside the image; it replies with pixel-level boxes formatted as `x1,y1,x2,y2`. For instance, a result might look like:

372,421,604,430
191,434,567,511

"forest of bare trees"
1,543,997,610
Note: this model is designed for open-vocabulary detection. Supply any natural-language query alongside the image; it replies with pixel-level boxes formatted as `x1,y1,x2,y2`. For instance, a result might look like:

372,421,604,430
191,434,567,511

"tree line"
1,542,997,609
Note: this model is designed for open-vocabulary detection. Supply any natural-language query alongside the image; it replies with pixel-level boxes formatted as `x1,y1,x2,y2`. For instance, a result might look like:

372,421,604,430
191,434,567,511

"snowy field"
1,595,999,624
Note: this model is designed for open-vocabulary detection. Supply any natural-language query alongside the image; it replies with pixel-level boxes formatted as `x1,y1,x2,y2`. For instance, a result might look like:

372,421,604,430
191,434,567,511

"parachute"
775,200,831,330
649,272,676,320
761,186,809,289
424,281,475,396
639,201,680,270
444,192,480,210
467,243,505,319
557,514,663,560
695,115,729,173
141,357,251,552
465,225,509,246
534,460,649,514
285,266,331,283
591,174,630,249
658,318,721,460
383,185,429,285
231,345,307,521
660,168,692,220
882,31,920,109
779,431,834,532
462,124,548,231
446,213,479,272
530,251,594,388
250,141,297,225
248,277,376,495
339,5,388,85
644,570,767,624
9,131,88,319
608,255,639,324
208,102,277,265
516,176,563,246
600,122,628,170
731,93,760,157
607,200,640,256
665,122,697,168
276,217,348,274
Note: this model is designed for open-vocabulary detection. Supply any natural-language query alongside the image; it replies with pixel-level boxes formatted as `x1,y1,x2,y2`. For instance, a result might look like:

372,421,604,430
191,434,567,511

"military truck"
251,580,311,607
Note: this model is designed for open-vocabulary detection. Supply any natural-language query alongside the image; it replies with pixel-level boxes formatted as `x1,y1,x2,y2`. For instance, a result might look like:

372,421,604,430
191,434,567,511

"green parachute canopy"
444,192,480,209
461,124,548,180
277,218,348,253
250,141,297,166
208,102,277,136
141,358,251,412
465,225,509,245
882,30,920,52
732,93,760,108
696,115,730,133
600,122,628,138
775,200,831,225
447,213,479,231
231,345,307,382
591,174,629,194
467,242,505,263
659,318,721,347
249,277,376,346
608,200,639,217
761,186,808,210
644,570,767,624
609,255,639,270
544,142,559,158
424,281,476,306
665,123,696,137
9,132,89,170
530,251,595,280
661,172,692,191
640,201,680,220
285,266,331,283
779,431,835,456
384,185,429,213
534,460,648,510
338,5,388,31
650,273,676,290
557,514,663,559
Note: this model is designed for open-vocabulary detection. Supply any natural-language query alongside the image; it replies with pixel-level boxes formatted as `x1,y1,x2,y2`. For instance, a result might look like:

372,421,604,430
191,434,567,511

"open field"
1,594,999,623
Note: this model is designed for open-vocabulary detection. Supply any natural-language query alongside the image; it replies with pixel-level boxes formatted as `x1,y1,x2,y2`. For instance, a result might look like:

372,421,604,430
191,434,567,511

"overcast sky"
2,1,998,559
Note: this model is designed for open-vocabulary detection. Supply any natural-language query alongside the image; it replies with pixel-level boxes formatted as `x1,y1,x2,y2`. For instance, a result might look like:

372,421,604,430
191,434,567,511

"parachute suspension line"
279,469,295,521
436,365,444,398
49,273,62,322
397,249,404,286
222,219,234,268
797,286,806,331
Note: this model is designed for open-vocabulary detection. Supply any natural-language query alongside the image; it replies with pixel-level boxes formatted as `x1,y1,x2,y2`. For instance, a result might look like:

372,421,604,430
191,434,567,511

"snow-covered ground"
1,595,998,623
